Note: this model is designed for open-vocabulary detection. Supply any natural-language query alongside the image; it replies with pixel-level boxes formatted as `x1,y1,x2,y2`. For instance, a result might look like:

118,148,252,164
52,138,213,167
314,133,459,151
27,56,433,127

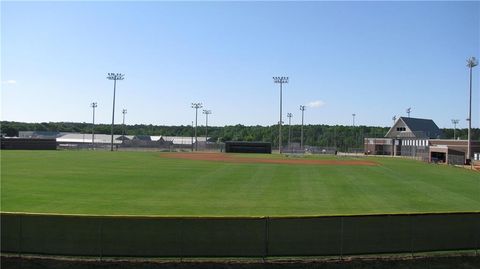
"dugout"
225,141,271,154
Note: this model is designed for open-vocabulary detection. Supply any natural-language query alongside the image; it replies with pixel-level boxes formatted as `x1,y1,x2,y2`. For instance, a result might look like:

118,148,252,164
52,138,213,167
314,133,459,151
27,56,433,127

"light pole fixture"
107,72,125,151
392,115,396,125
451,119,459,140
287,112,293,151
203,109,212,143
352,113,356,127
300,105,306,150
406,107,411,118
122,109,127,144
191,121,194,152
90,102,97,149
192,102,203,151
466,56,478,162
273,76,289,153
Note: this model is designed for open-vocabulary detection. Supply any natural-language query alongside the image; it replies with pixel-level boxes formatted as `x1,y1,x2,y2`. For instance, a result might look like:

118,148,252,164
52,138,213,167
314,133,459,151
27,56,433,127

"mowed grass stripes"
1,150,479,216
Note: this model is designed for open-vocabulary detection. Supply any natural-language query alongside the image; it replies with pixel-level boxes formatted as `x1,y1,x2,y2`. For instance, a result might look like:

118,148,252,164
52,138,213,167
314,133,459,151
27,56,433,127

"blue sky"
1,1,479,128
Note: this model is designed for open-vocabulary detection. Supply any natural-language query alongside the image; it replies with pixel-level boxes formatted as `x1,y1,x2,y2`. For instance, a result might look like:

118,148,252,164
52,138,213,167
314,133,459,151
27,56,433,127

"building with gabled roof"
365,117,479,165
385,117,442,139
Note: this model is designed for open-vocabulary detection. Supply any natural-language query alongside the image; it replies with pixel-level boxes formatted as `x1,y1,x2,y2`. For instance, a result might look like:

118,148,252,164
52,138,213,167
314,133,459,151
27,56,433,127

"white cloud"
307,100,325,108
2,80,17,85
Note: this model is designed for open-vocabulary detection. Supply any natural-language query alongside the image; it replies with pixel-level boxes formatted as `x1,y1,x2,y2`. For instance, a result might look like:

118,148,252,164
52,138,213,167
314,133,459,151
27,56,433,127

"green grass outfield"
1,150,479,216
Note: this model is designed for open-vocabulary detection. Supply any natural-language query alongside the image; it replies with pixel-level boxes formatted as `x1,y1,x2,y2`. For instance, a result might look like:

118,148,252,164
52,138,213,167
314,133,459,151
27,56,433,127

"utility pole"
107,73,125,151
192,103,203,151
451,119,459,140
122,109,127,144
273,76,289,154
287,113,293,151
90,102,97,150
300,105,306,151
466,56,478,162
203,109,212,145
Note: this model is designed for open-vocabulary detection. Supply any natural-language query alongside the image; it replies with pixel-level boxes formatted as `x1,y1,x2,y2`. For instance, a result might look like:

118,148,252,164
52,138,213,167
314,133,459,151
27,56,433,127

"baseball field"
1,150,479,216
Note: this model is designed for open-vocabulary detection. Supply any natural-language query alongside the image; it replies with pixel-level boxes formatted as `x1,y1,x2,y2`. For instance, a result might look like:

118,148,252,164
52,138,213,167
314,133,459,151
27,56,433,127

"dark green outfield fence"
1,212,479,257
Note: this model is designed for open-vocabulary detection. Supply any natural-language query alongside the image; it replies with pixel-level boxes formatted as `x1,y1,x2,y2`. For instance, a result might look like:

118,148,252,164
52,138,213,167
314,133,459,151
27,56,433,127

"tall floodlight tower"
451,119,460,140
107,73,125,151
466,56,478,162
122,109,127,144
392,115,397,125
90,102,97,149
352,113,356,127
192,103,203,151
287,113,293,151
203,109,212,143
406,107,411,118
273,76,289,153
300,105,306,150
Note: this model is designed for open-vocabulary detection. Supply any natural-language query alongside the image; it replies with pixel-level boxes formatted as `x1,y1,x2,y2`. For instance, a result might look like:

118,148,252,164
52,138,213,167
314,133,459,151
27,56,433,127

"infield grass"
1,150,479,216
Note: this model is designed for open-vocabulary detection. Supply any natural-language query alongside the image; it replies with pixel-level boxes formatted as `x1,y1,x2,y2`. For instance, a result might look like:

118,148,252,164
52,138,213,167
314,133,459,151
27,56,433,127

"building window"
396,127,406,131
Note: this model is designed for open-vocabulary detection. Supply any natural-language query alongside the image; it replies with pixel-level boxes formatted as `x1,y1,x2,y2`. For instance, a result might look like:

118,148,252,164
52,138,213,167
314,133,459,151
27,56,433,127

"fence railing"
1,212,479,258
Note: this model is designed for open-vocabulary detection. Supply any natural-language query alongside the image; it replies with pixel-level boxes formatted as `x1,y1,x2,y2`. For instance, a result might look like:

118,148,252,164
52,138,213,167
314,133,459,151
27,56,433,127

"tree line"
1,121,479,151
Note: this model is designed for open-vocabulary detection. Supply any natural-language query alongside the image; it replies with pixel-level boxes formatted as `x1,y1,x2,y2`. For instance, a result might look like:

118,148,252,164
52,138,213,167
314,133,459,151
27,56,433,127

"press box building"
364,117,480,164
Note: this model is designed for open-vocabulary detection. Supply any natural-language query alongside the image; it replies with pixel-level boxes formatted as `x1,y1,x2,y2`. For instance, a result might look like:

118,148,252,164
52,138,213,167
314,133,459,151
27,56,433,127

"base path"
161,152,378,166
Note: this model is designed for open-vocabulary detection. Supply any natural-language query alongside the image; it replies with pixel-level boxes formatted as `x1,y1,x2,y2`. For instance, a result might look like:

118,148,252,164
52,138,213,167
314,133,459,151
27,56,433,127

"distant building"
18,131,209,149
365,117,480,165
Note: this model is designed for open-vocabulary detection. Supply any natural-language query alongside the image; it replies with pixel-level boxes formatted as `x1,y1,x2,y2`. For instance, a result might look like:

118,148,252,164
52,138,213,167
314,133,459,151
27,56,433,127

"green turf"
1,150,479,216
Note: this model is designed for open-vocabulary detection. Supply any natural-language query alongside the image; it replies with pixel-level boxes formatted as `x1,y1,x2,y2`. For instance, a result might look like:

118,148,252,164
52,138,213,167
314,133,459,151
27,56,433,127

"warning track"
161,152,378,166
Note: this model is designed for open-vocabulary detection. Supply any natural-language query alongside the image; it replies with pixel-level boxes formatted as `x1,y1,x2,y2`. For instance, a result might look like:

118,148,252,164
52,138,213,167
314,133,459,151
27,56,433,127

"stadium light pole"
300,105,306,150
392,115,396,126
107,73,125,151
467,56,478,162
451,119,459,140
273,76,288,153
406,107,411,118
90,102,97,150
203,109,212,144
122,109,127,145
191,121,194,152
352,113,356,127
192,103,203,151
287,113,293,151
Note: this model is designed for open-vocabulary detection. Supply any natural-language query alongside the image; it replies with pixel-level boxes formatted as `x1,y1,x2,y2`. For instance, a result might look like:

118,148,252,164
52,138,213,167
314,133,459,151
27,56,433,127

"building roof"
19,131,208,145
57,133,123,144
385,117,442,139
